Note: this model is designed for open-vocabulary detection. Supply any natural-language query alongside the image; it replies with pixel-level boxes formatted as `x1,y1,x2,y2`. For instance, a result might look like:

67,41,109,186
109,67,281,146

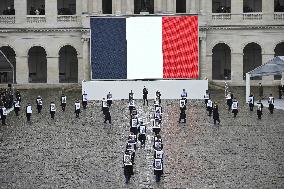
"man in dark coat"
143,86,148,106
213,102,220,124
258,83,263,99
256,100,263,119
268,94,274,114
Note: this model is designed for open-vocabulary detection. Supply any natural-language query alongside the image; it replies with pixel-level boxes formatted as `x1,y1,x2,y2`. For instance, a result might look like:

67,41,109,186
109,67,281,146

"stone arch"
212,43,231,80
28,46,47,83
58,45,78,83
274,41,284,80
0,46,16,83
243,42,262,80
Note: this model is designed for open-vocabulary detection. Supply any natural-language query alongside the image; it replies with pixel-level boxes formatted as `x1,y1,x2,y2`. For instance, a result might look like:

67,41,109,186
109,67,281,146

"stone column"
155,0,163,13
76,0,82,15
47,56,59,84
81,36,90,81
115,0,122,14
200,0,207,14
14,0,27,24
231,52,244,85
92,0,100,14
190,0,196,13
199,36,207,79
82,0,88,14
262,52,274,86
262,0,274,21
16,56,29,84
125,0,133,14
166,0,174,13
231,0,243,22
45,0,57,23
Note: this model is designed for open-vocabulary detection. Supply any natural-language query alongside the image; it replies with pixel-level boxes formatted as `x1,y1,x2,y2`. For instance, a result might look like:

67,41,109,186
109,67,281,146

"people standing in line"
26,103,32,122
268,94,275,114
206,98,213,117
256,100,263,119
36,95,43,113
13,98,20,116
0,105,7,125
82,91,88,109
50,101,56,119
60,94,67,111
123,150,134,184
153,134,163,150
226,92,233,111
107,92,112,107
129,99,135,115
231,98,239,118
152,119,161,135
248,94,254,111
212,102,220,125
143,86,148,106
181,89,188,104
204,90,210,108
258,83,263,99
179,99,186,123
74,100,81,118
130,115,138,135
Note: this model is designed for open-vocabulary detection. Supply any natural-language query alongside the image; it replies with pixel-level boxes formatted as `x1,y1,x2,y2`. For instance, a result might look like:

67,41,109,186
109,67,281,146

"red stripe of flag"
162,16,199,79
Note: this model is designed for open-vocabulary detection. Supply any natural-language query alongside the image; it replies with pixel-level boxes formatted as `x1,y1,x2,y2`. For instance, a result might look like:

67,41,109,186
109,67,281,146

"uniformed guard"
60,94,67,111
103,106,111,124
107,92,112,107
268,94,274,114
179,99,186,123
0,105,7,125
129,90,134,101
143,86,148,106
26,103,32,122
231,98,239,118
256,100,263,119
153,134,163,150
248,94,254,111
206,98,213,116
226,92,233,111
204,90,210,107
14,99,20,116
152,119,161,135
74,100,81,118
123,150,134,184
129,99,135,115
156,90,161,105
36,95,43,113
153,158,163,182
130,115,138,135
181,89,188,104
82,91,88,109
138,121,146,147
50,101,56,119
213,102,220,124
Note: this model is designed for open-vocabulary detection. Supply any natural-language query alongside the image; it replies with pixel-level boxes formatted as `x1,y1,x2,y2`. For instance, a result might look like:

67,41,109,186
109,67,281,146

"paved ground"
0,87,283,188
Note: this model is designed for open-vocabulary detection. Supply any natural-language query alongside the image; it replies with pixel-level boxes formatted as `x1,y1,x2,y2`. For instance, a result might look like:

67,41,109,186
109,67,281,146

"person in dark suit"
143,86,148,106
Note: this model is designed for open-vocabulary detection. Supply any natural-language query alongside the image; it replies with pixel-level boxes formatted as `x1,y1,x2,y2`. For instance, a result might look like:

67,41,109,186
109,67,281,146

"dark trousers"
214,118,220,124
143,97,148,106
208,108,212,116
51,112,55,119
61,104,66,111
75,110,80,118
1,116,6,125
26,113,31,121
257,114,262,119
155,174,161,182
104,113,111,123
139,134,146,146
82,101,87,109
37,105,42,113
125,175,131,184
179,113,186,123
14,108,19,116
269,104,274,114
249,104,253,111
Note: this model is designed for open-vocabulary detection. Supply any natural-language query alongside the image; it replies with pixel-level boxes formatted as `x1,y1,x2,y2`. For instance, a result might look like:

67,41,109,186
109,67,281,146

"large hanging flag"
91,16,198,80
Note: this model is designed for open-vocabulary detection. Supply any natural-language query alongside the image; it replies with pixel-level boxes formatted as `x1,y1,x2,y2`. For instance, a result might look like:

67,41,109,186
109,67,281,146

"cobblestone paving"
0,87,283,188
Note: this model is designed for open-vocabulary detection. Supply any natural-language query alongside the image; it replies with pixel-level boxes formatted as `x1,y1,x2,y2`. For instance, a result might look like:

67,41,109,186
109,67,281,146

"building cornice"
200,25,284,30
0,28,90,33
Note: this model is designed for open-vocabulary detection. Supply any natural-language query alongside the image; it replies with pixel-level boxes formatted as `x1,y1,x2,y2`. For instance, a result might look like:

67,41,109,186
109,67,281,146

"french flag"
91,16,198,80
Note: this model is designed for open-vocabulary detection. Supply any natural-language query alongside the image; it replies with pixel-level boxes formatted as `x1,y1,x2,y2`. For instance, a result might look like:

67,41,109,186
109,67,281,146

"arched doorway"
0,46,16,83
59,45,78,83
274,42,284,80
243,42,262,80
212,43,231,80
28,46,47,83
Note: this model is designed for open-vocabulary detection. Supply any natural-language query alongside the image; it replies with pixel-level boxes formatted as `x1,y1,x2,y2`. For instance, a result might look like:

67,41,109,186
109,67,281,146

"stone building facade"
0,0,283,86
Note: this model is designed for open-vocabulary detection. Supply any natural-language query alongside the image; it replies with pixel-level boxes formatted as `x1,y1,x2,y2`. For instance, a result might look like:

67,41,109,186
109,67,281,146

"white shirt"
248,96,254,104
50,103,56,111
82,94,87,102
2,108,7,115
154,159,163,170
232,101,238,110
26,105,32,113
107,94,112,100
123,154,132,166
155,150,164,159
268,97,274,104
102,100,108,107
75,102,80,110
129,100,135,107
204,94,209,99
14,101,20,108
139,125,146,134
61,96,66,103
226,94,231,100
207,100,213,107
181,91,187,98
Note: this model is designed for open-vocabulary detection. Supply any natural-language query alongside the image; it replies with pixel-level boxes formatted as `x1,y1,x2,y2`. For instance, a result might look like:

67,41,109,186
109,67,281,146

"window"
176,0,186,13
0,0,15,15
275,0,284,12
57,0,76,15
102,0,112,14
212,0,231,13
27,0,45,15
243,0,262,13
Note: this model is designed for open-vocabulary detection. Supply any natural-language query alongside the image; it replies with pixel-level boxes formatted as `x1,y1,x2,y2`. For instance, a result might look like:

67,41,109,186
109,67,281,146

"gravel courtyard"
0,87,283,188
